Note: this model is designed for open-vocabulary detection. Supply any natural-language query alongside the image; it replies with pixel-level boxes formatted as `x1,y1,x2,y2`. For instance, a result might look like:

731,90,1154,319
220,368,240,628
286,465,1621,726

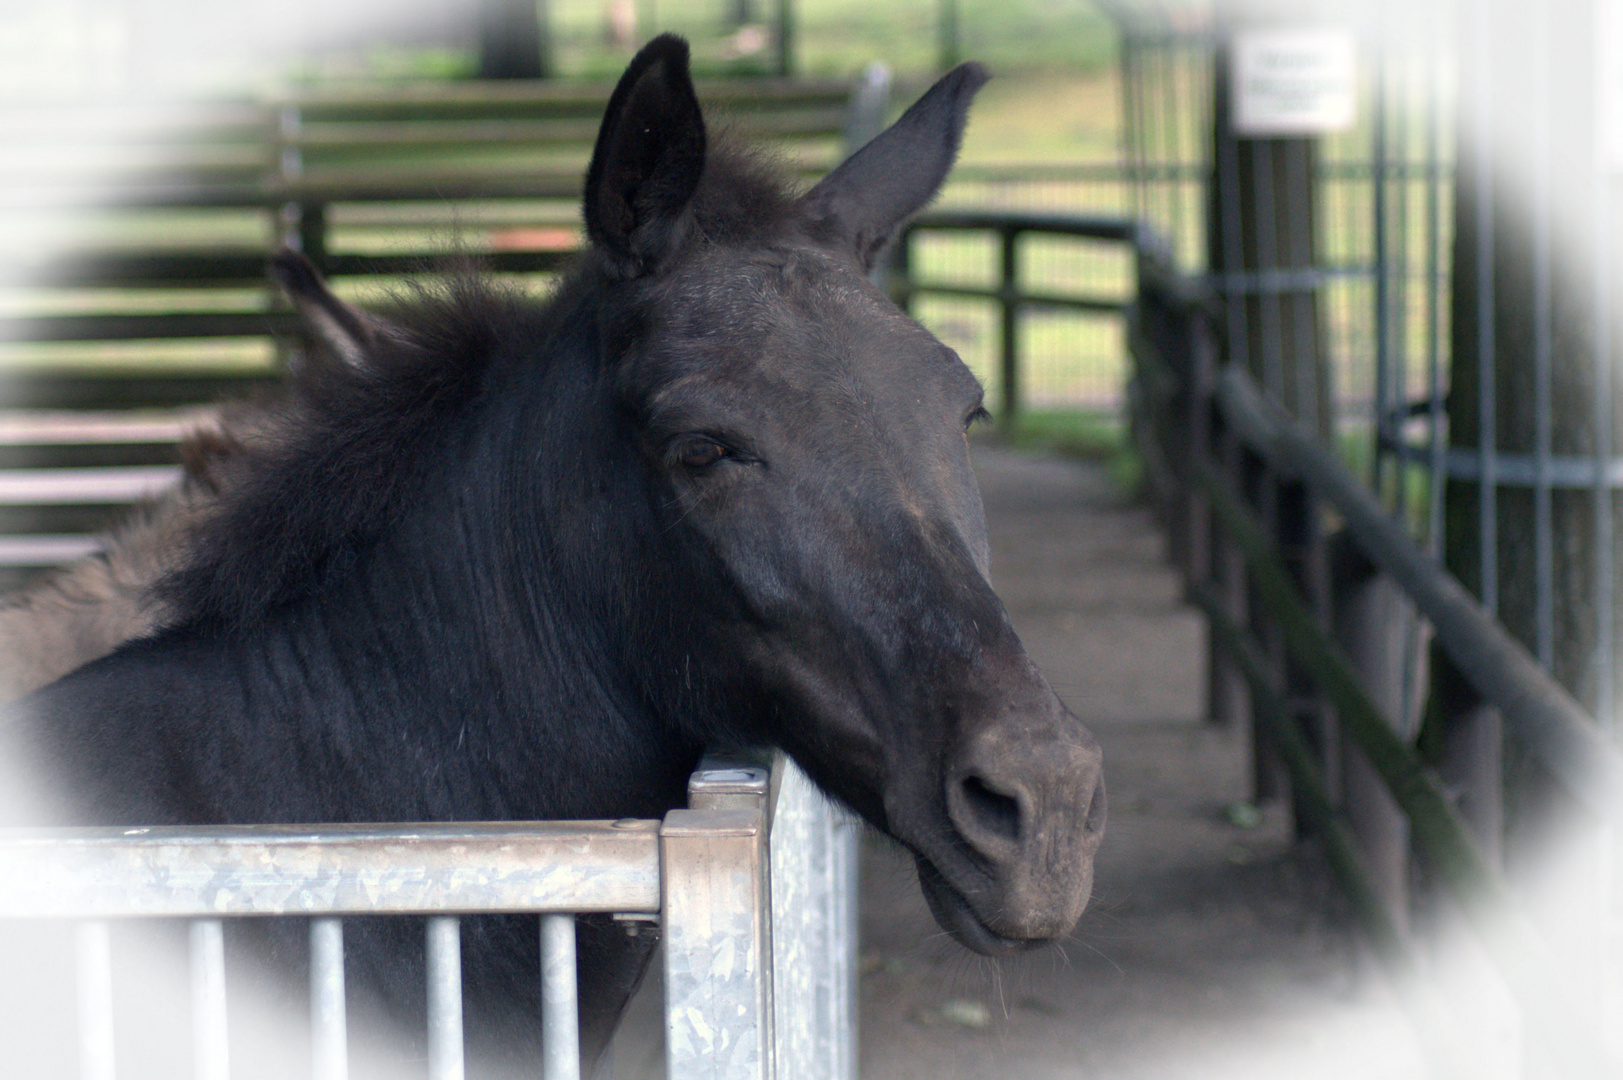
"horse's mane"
158,138,800,634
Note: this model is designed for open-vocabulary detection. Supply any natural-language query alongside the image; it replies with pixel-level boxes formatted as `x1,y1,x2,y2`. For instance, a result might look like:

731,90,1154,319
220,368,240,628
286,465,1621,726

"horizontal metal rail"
1128,229,1620,1074
0,820,663,918
894,212,1139,432
1210,365,1623,824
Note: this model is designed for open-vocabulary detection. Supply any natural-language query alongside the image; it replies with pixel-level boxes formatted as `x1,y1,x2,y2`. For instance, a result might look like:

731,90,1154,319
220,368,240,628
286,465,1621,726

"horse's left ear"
584,34,706,277
798,63,988,270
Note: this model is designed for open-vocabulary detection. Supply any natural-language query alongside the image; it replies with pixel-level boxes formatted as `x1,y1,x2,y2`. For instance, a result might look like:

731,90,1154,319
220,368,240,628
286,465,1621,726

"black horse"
1,35,1104,1078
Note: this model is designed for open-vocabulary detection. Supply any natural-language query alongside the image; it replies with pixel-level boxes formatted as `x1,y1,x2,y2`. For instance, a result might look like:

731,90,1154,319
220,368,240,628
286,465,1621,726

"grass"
978,407,1143,493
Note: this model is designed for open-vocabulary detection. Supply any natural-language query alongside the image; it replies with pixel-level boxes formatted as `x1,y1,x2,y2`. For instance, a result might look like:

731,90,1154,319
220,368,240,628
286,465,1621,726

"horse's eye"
965,405,993,430
676,438,728,470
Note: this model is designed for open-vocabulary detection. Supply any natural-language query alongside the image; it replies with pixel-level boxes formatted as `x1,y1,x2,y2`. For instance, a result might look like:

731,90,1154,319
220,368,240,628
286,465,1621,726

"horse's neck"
8,522,695,830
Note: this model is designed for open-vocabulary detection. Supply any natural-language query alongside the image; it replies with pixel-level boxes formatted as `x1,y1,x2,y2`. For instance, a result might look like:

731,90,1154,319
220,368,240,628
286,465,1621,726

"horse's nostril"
958,774,1023,845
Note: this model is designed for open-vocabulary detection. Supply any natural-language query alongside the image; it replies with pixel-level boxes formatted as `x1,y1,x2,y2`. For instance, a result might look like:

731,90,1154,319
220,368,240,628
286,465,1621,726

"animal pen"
0,751,859,1080
2,4,1623,1079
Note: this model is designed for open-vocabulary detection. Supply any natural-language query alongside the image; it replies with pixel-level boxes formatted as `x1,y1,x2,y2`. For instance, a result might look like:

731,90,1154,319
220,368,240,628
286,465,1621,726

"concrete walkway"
854,446,1430,1080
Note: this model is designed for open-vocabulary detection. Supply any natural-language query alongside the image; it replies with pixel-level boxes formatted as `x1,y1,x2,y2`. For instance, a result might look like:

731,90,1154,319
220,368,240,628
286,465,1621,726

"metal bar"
0,821,662,919
1281,139,1318,438
1594,95,1615,733
1119,33,1144,227
1396,444,1623,488
904,210,1138,240
426,916,463,1080
1425,6,1447,556
1215,61,1251,382
1532,0,1554,668
1187,577,1474,1080
764,755,859,1080
76,920,115,1080
1473,1,1499,615
1165,35,1189,269
662,808,771,1080
998,228,1020,432
1190,451,1611,1073
540,913,581,1080
1372,45,1391,495
310,918,348,1080
1252,140,1284,403
889,281,1125,314
0,466,182,505
190,919,229,1080
1212,366,1623,822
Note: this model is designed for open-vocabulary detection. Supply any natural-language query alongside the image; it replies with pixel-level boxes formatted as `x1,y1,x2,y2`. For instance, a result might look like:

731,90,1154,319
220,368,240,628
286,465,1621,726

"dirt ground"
851,446,1432,1080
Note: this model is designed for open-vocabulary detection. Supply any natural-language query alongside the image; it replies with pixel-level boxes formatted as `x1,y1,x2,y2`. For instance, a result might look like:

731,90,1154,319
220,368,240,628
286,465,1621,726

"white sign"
1232,27,1357,136
1600,0,1623,171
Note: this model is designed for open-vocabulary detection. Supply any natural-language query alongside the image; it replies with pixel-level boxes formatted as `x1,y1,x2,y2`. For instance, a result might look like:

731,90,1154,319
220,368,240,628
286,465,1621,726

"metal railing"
1128,235,1622,1076
0,752,859,1080
891,211,1137,433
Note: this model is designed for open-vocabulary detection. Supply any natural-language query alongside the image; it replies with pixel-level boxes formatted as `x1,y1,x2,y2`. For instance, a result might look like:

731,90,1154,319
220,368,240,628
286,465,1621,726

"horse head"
585,36,1106,955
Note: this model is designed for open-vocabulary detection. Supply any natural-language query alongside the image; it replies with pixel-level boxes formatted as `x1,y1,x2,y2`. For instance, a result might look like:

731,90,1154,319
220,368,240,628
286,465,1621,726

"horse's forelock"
686,132,801,248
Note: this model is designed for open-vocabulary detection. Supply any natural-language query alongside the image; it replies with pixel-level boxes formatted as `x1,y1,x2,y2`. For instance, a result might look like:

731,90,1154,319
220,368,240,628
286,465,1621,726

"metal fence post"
541,913,581,1080
998,226,1021,433
76,920,114,1080
1209,416,1251,732
1247,452,1287,804
661,807,771,1080
1279,477,1338,823
190,919,229,1080
426,916,464,1080
310,917,348,1080
767,760,859,1080
1331,541,1414,933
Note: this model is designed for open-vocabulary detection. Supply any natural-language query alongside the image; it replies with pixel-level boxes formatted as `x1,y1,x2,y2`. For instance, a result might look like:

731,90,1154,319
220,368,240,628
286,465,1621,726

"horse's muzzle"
934,696,1107,949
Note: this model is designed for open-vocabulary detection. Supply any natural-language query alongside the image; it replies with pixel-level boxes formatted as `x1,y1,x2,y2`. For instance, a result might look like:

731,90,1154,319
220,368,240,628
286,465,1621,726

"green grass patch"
978,406,1142,492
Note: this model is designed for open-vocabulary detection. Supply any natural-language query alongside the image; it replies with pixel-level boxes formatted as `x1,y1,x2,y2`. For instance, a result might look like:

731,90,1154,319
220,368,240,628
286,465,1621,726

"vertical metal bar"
1216,53,1251,373
1390,46,1413,519
190,919,228,1080
1372,42,1391,497
1160,36,1184,254
426,917,464,1080
1334,554,1413,935
1426,3,1448,555
540,914,581,1080
1210,417,1250,731
663,808,771,1080
1532,0,1555,669
1251,140,1284,401
835,810,860,1080
1172,35,1195,270
1594,93,1616,734
1281,139,1318,435
1474,1,1499,615
310,918,347,1080
999,227,1020,433
76,921,115,1080
1125,33,1149,229
892,227,913,317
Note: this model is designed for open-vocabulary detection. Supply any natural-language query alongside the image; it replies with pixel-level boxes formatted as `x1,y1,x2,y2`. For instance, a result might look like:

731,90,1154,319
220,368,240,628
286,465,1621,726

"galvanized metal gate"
0,752,858,1080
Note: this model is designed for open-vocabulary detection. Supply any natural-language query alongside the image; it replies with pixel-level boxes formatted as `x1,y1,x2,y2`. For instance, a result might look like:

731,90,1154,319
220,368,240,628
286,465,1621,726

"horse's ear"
583,34,706,277
799,63,988,270
270,249,392,371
